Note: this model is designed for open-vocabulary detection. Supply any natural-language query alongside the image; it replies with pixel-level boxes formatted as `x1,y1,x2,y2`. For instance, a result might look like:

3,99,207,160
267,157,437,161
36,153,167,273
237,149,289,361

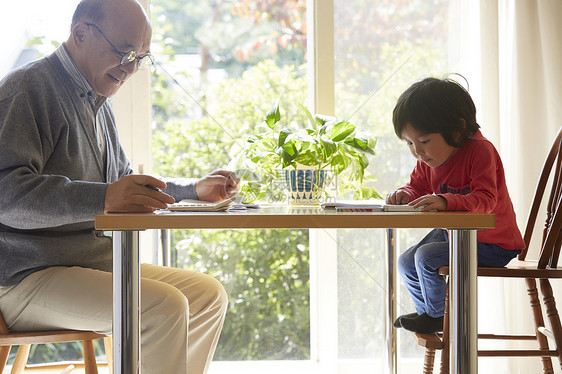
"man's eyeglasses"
86,23,153,70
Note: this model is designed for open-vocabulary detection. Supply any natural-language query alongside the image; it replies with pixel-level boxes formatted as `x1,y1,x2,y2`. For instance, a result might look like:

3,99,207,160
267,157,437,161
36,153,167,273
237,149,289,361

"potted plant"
232,99,381,204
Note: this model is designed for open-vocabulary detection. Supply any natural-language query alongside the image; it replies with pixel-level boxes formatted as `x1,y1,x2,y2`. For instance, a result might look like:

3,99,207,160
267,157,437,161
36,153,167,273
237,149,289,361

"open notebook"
321,199,424,212
167,196,237,212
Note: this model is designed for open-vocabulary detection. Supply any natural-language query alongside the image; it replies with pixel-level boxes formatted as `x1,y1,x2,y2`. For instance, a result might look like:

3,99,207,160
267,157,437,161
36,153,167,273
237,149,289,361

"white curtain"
499,0,562,220
458,0,562,372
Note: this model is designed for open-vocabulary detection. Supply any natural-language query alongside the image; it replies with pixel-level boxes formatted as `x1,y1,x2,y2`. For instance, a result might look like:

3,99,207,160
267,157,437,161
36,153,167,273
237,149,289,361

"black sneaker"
400,312,444,334
393,312,419,328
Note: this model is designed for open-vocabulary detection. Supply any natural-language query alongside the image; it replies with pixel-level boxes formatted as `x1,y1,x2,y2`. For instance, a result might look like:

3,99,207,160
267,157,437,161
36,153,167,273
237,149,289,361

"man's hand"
386,189,411,205
409,194,447,212
196,170,240,202
104,175,175,213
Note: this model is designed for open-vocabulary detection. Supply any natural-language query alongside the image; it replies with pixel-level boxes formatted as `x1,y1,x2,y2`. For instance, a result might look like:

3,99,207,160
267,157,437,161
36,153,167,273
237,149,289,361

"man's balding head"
71,0,149,29
66,0,152,97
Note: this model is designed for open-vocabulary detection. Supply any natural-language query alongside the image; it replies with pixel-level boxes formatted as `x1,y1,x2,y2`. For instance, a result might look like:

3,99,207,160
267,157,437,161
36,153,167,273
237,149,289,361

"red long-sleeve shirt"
398,130,524,250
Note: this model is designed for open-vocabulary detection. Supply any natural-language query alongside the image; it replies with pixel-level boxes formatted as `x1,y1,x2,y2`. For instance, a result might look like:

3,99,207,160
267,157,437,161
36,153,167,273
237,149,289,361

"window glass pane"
334,0,455,367
1,1,77,77
150,0,309,361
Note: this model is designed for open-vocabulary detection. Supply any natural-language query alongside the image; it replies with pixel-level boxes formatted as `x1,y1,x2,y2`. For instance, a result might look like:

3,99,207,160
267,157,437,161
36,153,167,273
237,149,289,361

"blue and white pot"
284,165,329,205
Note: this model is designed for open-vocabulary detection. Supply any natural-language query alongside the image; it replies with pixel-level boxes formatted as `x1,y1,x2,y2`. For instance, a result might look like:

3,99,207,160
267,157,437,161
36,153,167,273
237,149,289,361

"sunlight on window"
0,0,79,77
150,0,310,362
333,0,454,368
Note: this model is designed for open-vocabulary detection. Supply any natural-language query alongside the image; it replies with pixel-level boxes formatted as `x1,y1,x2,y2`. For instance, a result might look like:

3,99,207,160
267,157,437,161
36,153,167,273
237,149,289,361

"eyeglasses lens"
120,51,153,70
137,56,153,70
120,51,137,65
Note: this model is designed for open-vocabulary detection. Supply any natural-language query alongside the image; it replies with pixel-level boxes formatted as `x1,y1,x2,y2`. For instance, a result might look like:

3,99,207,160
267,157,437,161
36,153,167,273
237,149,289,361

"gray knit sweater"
0,51,196,286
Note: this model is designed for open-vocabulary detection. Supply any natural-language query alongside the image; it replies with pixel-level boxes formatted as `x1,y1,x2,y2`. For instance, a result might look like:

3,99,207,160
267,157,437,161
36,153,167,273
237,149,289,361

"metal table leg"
160,229,171,267
449,229,478,374
113,230,141,374
384,228,398,373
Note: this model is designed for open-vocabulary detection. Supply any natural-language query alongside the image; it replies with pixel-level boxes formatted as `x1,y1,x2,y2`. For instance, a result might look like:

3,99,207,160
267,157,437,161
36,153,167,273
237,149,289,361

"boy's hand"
386,190,411,205
410,195,447,211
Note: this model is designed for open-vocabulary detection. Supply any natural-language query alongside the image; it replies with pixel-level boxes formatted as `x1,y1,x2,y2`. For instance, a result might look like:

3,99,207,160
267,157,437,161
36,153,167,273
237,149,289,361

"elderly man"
0,0,235,373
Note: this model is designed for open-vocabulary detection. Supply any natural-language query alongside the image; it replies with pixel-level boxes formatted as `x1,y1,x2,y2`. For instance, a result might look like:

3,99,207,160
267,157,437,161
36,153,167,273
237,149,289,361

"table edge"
95,211,496,230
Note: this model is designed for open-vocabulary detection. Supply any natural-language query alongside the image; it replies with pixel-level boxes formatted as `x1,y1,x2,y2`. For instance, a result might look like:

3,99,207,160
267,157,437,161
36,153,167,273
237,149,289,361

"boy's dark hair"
392,76,480,147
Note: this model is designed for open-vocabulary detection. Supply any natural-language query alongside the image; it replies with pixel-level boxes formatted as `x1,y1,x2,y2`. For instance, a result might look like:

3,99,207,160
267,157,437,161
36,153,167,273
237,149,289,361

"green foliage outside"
150,0,313,359
152,60,307,179
152,59,312,360
172,228,310,360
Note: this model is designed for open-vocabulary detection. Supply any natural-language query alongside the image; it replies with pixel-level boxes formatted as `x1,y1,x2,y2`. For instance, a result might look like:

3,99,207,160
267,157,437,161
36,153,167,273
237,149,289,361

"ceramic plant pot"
284,164,329,205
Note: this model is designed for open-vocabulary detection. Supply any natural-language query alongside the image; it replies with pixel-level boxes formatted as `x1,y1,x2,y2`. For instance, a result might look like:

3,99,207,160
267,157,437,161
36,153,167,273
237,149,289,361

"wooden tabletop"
95,205,495,230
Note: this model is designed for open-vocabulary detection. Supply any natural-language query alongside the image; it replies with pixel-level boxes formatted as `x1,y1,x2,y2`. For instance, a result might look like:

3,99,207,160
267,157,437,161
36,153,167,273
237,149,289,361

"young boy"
387,76,524,333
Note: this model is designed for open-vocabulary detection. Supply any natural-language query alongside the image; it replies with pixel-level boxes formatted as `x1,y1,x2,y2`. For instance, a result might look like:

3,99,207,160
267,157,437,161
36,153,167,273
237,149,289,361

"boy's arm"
441,145,499,212
394,161,433,201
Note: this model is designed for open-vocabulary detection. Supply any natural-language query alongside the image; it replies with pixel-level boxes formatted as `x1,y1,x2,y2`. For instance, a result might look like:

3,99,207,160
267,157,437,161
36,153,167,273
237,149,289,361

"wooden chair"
414,127,562,373
0,308,112,374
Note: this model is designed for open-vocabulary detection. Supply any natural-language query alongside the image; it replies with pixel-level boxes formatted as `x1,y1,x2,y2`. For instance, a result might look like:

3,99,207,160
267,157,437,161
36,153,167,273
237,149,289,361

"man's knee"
141,278,190,322
201,275,228,314
168,288,191,315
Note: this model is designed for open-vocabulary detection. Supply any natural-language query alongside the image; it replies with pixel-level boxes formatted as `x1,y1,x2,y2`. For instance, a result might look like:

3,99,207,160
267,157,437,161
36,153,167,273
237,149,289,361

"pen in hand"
144,184,163,192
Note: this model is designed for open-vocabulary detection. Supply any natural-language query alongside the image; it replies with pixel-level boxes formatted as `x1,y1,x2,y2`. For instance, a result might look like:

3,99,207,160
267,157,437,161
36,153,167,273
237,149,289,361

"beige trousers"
0,263,228,374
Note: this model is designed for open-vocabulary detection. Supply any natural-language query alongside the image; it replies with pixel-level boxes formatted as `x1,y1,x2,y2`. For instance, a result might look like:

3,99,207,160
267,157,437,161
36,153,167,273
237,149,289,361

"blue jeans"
398,229,519,318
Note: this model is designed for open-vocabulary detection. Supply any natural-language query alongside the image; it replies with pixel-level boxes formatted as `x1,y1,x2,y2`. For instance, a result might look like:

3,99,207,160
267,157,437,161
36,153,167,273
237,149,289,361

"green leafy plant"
233,99,382,202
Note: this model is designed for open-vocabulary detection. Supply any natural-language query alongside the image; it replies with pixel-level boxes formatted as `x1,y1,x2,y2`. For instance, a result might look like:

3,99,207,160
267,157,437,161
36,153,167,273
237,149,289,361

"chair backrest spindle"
550,228,562,268
538,194,562,269
519,128,562,262
544,139,562,268
546,146,562,228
